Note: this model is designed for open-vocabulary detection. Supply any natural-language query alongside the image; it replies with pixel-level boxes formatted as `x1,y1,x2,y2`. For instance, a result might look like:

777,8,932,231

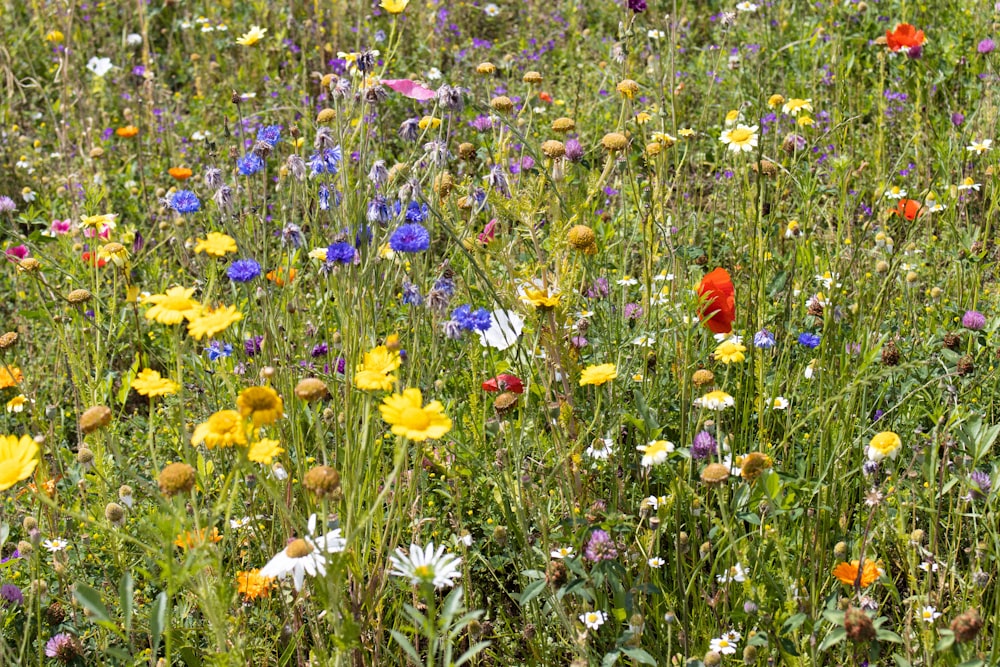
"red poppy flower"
886,23,925,53
538,91,553,103
697,268,735,335
892,198,922,221
81,251,107,268
482,374,524,394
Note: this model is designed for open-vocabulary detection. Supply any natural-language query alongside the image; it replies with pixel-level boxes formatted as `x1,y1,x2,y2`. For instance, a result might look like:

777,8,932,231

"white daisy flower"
919,605,941,622
579,610,608,630
259,514,345,591
710,637,738,654
586,438,614,460
550,546,575,559
43,538,69,553
967,139,992,154
477,309,525,351
648,557,666,568
771,396,789,410
389,542,463,589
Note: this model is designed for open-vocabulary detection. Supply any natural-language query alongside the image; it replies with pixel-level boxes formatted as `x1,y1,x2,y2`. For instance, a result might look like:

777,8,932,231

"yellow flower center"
729,128,752,143
413,564,434,579
286,538,313,558
401,407,431,430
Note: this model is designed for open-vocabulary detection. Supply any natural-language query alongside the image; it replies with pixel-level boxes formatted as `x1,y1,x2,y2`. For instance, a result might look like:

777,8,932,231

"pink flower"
50,219,73,234
477,218,497,244
4,245,29,261
381,79,437,101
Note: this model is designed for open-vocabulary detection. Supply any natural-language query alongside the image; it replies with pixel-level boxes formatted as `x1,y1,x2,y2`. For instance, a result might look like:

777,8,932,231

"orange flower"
0,366,23,389
538,91,553,103
696,268,736,335
266,267,297,286
236,569,274,601
115,126,139,138
173,526,222,549
832,560,881,587
892,198,922,221
168,167,193,180
886,23,925,53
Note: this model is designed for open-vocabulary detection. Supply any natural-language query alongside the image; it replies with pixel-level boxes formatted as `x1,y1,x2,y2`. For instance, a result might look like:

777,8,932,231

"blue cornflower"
256,125,282,146
451,305,492,332
404,201,429,223
753,329,776,349
170,190,201,214
433,274,455,296
355,225,374,248
319,184,331,211
367,196,392,224
307,147,343,175
797,332,821,348
228,258,262,282
389,223,430,253
206,341,233,361
326,242,356,264
402,278,423,306
237,153,264,176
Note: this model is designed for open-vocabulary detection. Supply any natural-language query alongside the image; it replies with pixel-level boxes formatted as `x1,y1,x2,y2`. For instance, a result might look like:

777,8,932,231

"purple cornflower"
797,332,821,348
256,125,282,146
627,0,646,11
244,336,263,357
584,529,618,562
962,310,986,330
753,329,776,349
326,242,356,264
978,38,996,54
311,342,329,358
169,190,201,214
691,431,717,460
227,259,261,282
389,223,430,253
0,583,23,606
968,470,992,500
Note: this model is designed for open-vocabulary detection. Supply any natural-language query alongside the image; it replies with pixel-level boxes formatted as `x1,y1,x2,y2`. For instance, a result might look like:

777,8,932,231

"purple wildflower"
691,431,717,460
584,529,618,562
962,310,986,330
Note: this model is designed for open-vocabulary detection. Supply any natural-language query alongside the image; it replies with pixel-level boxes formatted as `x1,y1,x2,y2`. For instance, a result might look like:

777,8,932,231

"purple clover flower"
962,310,986,330
585,529,618,562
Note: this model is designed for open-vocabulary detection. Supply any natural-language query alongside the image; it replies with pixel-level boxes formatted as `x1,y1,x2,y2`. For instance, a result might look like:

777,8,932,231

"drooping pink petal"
381,79,437,101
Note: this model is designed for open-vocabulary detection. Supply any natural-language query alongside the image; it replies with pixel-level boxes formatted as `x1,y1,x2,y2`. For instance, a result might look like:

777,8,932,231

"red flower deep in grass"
892,198,922,221
886,23,925,54
697,268,736,335
482,374,524,394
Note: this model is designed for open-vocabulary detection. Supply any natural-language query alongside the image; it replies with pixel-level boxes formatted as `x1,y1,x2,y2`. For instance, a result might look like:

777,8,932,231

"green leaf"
150,592,168,659
893,655,913,667
957,660,985,667
389,630,422,664
781,612,807,634
876,628,903,643
632,388,660,433
601,650,621,667
73,583,111,624
622,647,658,665
519,579,547,605
935,629,955,652
818,627,846,651
454,641,491,666
118,572,133,633
763,470,782,500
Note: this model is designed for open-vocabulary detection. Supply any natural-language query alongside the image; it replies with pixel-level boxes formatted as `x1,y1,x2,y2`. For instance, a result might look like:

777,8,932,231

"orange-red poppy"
886,23,925,53
168,167,193,180
115,125,139,138
892,198,922,221
539,91,553,103
697,268,736,335
832,560,881,587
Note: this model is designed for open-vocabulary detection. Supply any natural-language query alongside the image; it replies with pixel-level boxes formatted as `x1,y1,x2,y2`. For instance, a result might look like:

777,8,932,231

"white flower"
550,546,575,559
919,561,939,573
648,29,665,39
919,605,941,622
710,637,738,655
653,271,674,282
259,514,345,591
126,33,143,47
585,438,613,460
694,391,735,411
719,124,759,154
716,562,747,583
648,557,665,568
43,538,69,553
885,185,907,200
631,334,656,347
483,3,500,16
967,139,993,154
642,495,667,510
86,57,114,77
771,396,789,410
579,610,607,630
804,359,818,379
230,516,252,530
457,533,473,547
425,67,442,81
736,1,758,11
958,177,981,192
389,542,463,589
271,463,288,480
616,275,639,286
723,630,742,643
715,332,743,344
477,309,525,350
637,440,674,467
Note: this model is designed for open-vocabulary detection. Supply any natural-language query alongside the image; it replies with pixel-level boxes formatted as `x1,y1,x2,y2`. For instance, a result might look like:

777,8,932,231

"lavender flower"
244,336,263,357
753,329,776,349
978,38,996,55
565,138,584,162
45,633,83,662
0,196,17,213
690,431,717,460
968,470,992,501
0,583,23,606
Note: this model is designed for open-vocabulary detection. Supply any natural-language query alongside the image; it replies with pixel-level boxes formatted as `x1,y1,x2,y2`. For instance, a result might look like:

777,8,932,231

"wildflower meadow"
2,0,1000,664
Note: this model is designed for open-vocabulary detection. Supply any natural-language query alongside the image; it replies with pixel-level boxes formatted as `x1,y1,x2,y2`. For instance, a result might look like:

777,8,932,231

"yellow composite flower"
418,116,441,130
380,0,410,13
5,395,27,413
781,98,813,116
694,390,735,411
354,345,402,392
237,386,284,427
247,438,284,465
237,569,274,601
767,94,785,108
0,434,39,491
143,286,201,325
131,369,180,397
579,363,618,387
867,431,901,462
98,242,130,267
379,388,452,441
236,25,267,46
720,125,759,154
194,232,238,257
519,281,561,309
192,410,247,448
80,213,117,230
0,366,23,389
713,340,746,364
187,305,243,340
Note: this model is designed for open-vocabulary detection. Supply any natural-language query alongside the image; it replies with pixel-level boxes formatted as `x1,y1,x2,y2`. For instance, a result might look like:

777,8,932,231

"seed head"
158,462,196,497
